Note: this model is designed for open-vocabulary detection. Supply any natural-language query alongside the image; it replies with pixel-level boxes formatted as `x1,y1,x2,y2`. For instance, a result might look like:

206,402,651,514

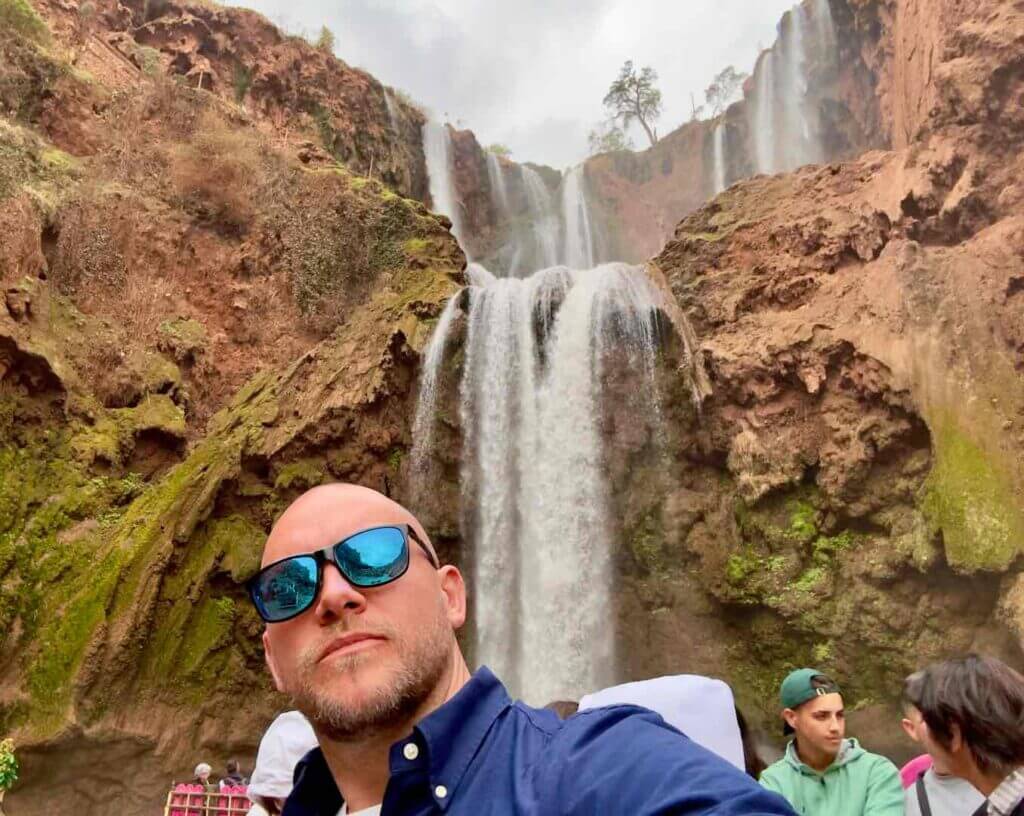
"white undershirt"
337,804,382,816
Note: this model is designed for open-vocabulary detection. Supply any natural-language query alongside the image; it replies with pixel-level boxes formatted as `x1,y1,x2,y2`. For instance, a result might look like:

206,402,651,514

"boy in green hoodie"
759,668,902,816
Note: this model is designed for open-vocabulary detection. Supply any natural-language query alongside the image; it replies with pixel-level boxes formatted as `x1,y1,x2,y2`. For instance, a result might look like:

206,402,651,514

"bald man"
248,483,796,816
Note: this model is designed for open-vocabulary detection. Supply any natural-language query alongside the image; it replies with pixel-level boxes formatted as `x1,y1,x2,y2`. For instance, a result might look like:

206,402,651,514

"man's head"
904,655,1024,786
258,484,467,742
194,762,212,782
780,668,845,760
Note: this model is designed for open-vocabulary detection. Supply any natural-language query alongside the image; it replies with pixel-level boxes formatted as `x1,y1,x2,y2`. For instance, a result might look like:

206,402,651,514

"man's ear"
783,708,799,731
438,565,467,630
949,721,963,753
263,629,287,693
901,718,918,742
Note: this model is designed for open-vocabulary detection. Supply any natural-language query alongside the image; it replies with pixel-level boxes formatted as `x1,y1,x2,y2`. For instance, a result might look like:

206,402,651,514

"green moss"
0,0,49,43
812,641,834,665
921,416,1024,571
39,148,76,173
629,511,670,575
387,447,404,471
792,566,827,593
811,530,857,565
788,499,819,543
274,458,327,490
158,317,208,362
403,238,429,256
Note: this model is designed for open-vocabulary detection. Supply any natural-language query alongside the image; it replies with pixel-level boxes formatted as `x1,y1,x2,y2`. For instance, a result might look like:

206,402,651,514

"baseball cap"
780,668,842,735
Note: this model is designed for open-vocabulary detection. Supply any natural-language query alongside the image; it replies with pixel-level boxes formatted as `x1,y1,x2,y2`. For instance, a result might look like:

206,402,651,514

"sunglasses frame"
248,523,438,623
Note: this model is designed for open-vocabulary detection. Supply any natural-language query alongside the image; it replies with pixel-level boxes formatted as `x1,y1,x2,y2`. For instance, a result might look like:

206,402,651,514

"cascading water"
415,118,669,704
712,120,728,195
408,294,462,498
383,89,402,134
454,264,663,703
423,121,466,251
748,1,837,175
485,152,510,218
521,167,561,270
753,49,778,175
560,165,597,269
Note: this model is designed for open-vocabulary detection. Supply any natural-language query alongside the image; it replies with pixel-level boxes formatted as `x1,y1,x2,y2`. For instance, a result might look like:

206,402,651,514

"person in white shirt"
247,711,319,816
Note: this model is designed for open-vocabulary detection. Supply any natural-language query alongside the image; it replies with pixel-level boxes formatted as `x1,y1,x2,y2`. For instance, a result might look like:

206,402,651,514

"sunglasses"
247,524,438,623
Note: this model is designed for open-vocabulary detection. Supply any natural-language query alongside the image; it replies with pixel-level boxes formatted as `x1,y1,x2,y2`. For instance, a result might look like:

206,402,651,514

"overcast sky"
235,0,796,168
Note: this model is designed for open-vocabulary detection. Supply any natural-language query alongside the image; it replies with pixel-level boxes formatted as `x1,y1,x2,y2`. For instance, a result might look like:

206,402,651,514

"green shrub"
0,737,17,791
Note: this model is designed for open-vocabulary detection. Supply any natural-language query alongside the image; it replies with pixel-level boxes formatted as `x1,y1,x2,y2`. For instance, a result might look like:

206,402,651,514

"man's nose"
313,563,368,622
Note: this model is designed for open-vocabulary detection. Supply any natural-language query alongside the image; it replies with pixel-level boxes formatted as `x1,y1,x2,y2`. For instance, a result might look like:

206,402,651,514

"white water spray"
423,120,466,251
459,264,663,703
485,151,511,219
753,49,778,175
712,120,728,195
560,165,597,269
521,167,561,270
383,89,402,134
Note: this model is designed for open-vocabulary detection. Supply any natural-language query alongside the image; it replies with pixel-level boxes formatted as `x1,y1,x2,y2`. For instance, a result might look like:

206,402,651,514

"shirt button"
435,785,448,799
403,743,419,760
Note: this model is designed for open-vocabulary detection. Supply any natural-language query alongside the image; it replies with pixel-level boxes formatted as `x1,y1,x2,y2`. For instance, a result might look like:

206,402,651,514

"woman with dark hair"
905,654,1024,816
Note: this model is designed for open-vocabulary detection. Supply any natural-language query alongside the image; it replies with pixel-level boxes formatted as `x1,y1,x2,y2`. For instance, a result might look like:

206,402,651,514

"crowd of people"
210,482,1023,816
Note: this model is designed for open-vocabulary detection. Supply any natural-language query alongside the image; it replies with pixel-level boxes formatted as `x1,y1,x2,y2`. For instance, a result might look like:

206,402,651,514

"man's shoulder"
760,757,796,785
509,700,733,771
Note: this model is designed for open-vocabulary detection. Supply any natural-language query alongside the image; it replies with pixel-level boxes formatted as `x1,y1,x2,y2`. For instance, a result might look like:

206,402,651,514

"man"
904,655,1024,816
759,668,902,815
249,483,796,816
900,670,984,816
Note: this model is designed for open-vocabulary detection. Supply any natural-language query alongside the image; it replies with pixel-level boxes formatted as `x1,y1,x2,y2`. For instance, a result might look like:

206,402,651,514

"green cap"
780,668,842,710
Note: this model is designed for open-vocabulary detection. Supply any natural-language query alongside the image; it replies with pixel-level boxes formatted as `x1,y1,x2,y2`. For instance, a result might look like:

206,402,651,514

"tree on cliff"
602,60,661,147
587,119,634,155
315,25,335,53
705,66,748,117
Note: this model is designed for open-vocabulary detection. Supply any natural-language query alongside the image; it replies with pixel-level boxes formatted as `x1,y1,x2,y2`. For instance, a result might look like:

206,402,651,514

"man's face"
785,692,846,758
261,485,466,740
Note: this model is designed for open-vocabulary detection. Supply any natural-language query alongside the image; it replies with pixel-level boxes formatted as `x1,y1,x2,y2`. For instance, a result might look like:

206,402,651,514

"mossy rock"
158,317,208,365
921,415,1024,572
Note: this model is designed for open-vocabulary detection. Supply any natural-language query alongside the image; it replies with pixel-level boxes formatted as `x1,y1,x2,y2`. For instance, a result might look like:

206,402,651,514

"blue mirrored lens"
253,555,319,621
336,527,408,587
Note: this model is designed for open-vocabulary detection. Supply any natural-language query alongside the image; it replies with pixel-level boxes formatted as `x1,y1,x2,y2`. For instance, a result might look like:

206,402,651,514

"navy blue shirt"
284,667,796,816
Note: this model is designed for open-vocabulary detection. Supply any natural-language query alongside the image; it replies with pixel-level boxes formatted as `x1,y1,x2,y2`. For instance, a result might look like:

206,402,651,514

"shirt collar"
988,767,1024,815
285,667,511,816
414,665,512,810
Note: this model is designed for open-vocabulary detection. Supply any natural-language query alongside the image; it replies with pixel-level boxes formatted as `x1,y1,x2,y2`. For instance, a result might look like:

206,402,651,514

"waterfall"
813,0,837,54
748,2,837,176
459,264,663,703
521,166,561,270
712,120,728,195
485,151,510,218
423,120,466,252
781,6,814,168
753,49,777,175
560,165,596,269
408,294,462,497
383,89,402,134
